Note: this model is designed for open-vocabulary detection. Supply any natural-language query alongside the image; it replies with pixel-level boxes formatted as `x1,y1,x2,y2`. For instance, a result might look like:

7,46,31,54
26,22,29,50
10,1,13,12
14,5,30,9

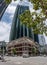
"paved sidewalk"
0,56,47,65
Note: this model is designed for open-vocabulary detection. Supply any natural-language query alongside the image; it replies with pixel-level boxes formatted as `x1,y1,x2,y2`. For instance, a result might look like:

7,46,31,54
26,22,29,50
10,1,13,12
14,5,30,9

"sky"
0,0,47,44
0,0,18,42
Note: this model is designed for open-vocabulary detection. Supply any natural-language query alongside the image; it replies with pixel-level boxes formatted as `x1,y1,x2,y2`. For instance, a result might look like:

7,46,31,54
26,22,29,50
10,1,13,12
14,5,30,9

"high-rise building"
0,0,8,20
9,0,39,43
6,0,40,56
9,0,34,41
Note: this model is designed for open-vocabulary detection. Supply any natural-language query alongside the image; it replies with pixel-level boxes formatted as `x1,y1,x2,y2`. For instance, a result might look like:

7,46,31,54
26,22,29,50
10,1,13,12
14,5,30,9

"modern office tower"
9,0,39,43
0,0,8,20
9,0,34,41
7,0,40,56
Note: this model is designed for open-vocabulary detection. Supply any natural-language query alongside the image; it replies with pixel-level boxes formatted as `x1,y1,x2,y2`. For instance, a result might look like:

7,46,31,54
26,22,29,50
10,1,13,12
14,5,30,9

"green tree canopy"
29,0,47,18
5,0,47,17
19,0,47,35
12,48,16,55
19,10,47,35
5,0,47,35
5,0,12,4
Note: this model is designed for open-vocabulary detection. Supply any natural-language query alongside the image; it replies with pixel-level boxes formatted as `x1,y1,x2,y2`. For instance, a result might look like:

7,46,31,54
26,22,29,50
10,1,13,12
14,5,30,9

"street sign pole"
1,41,5,62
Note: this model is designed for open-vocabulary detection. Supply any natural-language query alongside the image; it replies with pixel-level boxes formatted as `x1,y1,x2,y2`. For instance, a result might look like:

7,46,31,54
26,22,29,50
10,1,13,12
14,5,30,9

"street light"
1,41,6,62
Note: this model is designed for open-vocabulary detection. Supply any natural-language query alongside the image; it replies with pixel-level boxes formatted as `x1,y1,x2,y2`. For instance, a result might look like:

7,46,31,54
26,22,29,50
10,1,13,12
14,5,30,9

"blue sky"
0,0,47,44
0,1,17,41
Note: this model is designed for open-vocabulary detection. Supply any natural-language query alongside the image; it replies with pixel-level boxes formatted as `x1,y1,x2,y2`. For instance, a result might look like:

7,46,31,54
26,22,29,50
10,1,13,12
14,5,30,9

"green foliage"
5,0,12,4
19,10,47,35
29,0,47,17
5,0,47,35
19,10,32,27
14,0,16,1
12,48,16,55
32,47,37,54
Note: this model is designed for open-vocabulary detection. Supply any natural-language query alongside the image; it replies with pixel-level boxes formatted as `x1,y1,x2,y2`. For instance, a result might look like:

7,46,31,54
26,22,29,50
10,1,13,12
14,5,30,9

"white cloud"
0,22,11,42
0,1,19,42
6,5,16,14
1,1,17,23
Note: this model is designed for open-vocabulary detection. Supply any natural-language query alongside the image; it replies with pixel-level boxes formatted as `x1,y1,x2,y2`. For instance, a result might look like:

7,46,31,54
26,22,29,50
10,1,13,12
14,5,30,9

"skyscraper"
0,0,8,20
9,0,34,41
9,0,39,43
7,0,42,56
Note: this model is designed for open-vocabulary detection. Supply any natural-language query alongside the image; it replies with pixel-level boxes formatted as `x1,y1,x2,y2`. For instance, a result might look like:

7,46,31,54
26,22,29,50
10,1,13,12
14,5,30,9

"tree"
29,0,47,17
12,48,16,55
19,10,47,35
5,0,12,4
5,0,17,4
5,0,47,35
32,47,37,55
5,0,47,17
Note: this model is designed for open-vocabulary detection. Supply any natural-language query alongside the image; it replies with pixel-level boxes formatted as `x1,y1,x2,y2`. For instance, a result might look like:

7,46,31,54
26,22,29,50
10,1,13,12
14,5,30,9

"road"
0,56,47,65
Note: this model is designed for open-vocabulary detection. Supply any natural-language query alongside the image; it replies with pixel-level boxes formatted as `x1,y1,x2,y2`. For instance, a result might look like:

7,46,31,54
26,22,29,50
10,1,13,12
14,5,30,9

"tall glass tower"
0,0,8,20
9,0,39,43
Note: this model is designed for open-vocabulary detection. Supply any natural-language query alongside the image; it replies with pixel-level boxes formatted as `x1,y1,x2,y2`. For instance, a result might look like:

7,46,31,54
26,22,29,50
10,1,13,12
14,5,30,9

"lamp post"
1,41,5,62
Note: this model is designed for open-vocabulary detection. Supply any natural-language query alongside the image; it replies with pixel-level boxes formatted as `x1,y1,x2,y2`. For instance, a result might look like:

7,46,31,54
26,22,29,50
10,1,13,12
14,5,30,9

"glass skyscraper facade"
9,0,39,43
10,4,34,41
0,0,8,20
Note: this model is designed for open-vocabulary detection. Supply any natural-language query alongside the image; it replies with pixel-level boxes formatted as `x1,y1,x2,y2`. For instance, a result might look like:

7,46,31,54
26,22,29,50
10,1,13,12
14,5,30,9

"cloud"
6,4,16,14
1,1,17,23
0,1,19,42
0,22,11,42
0,1,17,42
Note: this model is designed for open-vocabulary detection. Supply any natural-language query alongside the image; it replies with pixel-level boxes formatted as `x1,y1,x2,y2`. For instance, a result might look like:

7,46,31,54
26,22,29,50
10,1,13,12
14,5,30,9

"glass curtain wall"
9,5,34,41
